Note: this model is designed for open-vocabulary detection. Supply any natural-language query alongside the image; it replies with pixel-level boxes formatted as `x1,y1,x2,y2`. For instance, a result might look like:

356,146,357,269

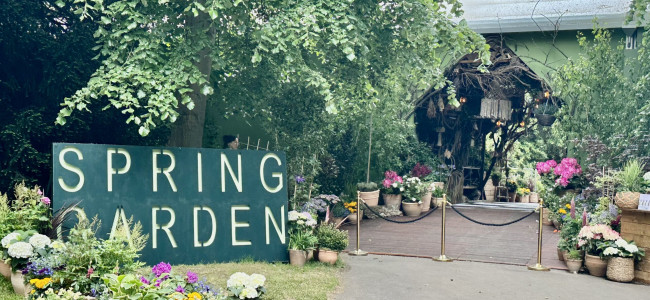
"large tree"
55,0,489,147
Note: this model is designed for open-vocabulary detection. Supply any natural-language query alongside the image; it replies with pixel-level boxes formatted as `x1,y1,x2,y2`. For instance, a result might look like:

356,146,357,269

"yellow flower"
186,292,203,300
30,277,52,289
565,204,571,209
558,208,567,214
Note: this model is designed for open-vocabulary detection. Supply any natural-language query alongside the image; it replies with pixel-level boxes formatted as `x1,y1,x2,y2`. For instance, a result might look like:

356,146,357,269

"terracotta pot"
289,249,307,267
557,247,565,261
318,249,338,265
615,191,640,209
432,182,445,189
11,270,30,296
521,194,530,203
542,207,553,226
565,259,582,274
0,260,11,278
402,201,422,217
553,219,562,230
306,249,314,261
382,194,402,208
607,257,635,282
348,210,364,224
529,192,539,203
359,190,380,207
508,192,517,202
433,197,444,208
584,254,607,277
421,192,432,212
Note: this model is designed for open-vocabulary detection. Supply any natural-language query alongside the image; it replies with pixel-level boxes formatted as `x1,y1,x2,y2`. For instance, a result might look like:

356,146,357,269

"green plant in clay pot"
565,249,583,274
614,160,646,209
357,182,379,207
315,223,348,265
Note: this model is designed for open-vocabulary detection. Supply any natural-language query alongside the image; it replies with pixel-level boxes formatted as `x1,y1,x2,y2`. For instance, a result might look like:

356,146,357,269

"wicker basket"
606,257,635,282
615,191,640,209
536,114,556,126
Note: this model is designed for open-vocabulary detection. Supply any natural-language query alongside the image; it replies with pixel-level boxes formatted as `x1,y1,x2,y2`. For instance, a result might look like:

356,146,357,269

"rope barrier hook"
349,191,368,256
527,198,549,271
433,194,453,262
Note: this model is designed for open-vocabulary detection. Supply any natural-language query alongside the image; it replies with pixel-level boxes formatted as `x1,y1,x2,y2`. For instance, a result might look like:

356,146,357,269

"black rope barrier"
362,202,438,224
449,205,536,227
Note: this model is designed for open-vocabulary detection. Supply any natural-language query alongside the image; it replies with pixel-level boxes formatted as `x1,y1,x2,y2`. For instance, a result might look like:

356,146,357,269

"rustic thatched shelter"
414,35,552,203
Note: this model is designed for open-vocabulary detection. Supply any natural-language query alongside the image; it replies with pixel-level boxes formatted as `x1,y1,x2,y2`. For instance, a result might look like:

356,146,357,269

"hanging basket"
536,114,556,126
615,191,640,209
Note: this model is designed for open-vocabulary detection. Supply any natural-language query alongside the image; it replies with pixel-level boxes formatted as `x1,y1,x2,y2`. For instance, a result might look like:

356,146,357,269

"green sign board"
52,143,288,264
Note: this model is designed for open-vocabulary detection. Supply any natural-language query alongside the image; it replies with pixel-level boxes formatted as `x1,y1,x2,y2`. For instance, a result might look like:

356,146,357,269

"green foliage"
567,249,582,260
431,186,444,198
5,183,51,234
558,216,583,251
57,215,147,294
552,26,650,165
357,182,378,192
315,223,348,252
617,160,647,192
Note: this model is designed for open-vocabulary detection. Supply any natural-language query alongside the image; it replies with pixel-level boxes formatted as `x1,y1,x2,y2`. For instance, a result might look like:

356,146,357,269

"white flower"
288,211,300,221
248,273,266,289
392,182,397,188
603,247,619,256
643,171,650,182
615,239,628,248
227,272,249,288
7,241,33,259
624,244,639,253
297,220,304,225
240,286,258,299
50,240,65,250
1,232,20,248
399,187,404,191
29,234,51,249
306,219,317,227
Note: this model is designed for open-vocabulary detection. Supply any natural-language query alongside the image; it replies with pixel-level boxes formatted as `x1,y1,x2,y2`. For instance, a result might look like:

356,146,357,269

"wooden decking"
342,204,566,270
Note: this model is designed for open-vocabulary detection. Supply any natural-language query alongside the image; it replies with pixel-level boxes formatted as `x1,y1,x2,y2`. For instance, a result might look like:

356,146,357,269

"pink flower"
87,267,94,278
536,162,551,174
40,197,51,205
546,160,557,168
570,198,576,219
382,179,391,188
396,176,403,184
37,189,43,196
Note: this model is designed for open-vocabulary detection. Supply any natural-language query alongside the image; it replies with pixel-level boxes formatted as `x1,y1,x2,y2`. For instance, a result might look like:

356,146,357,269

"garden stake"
527,198,550,271
433,194,452,262
349,191,368,256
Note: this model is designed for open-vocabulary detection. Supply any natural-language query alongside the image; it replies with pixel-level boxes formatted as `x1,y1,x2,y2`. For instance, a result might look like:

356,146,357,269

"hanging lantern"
544,90,550,98
520,121,525,127
460,97,467,103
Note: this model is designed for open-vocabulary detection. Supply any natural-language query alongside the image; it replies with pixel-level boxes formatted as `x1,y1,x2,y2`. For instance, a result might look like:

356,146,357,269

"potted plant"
432,186,445,207
3,230,40,296
558,213,582,263
0,192,13,278
343,199,363,224
578,224,621,277
490,171,502,187
614,160,646,209
516,187,531,203
505,179,518,202
401,176,425,216
602,239,645,282
565,249,583,274
315,223,349,265
288,210,317,267
329,201,350,226
534,102,558,126
381,170,404,208
357,182,380,207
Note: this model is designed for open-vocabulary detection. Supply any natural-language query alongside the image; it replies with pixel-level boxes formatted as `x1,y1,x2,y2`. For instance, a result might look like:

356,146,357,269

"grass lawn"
0,259,343,300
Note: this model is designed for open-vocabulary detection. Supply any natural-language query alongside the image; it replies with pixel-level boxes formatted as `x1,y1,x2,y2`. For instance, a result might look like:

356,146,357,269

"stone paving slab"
342,205,565,270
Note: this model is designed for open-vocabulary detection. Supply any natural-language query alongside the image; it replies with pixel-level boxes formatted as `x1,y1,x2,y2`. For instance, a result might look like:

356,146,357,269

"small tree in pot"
614,160,647,209
357,182,379,207
316,223,348,265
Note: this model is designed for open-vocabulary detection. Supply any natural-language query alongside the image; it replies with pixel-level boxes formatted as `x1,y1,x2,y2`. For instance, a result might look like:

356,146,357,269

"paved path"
333,255,650,300
341,203,564,269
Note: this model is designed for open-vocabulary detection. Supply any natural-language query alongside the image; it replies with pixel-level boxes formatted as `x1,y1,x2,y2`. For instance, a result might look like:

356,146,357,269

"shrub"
357,182,378,192
316,224,348,252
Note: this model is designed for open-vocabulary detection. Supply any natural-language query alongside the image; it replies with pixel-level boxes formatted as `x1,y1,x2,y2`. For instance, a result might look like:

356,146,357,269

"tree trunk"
167,13,212,148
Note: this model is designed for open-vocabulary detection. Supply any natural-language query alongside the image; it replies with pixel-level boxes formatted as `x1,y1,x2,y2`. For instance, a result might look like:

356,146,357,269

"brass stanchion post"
349,191,368,256
433,194,452,262
527,199,550,271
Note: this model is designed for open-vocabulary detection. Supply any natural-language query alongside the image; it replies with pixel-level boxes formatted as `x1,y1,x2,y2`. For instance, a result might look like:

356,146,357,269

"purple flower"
175,285,185,293
186,271,198,284
295,175,305,184
140,276,150,284
152,262,172,277
40,197,51,205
